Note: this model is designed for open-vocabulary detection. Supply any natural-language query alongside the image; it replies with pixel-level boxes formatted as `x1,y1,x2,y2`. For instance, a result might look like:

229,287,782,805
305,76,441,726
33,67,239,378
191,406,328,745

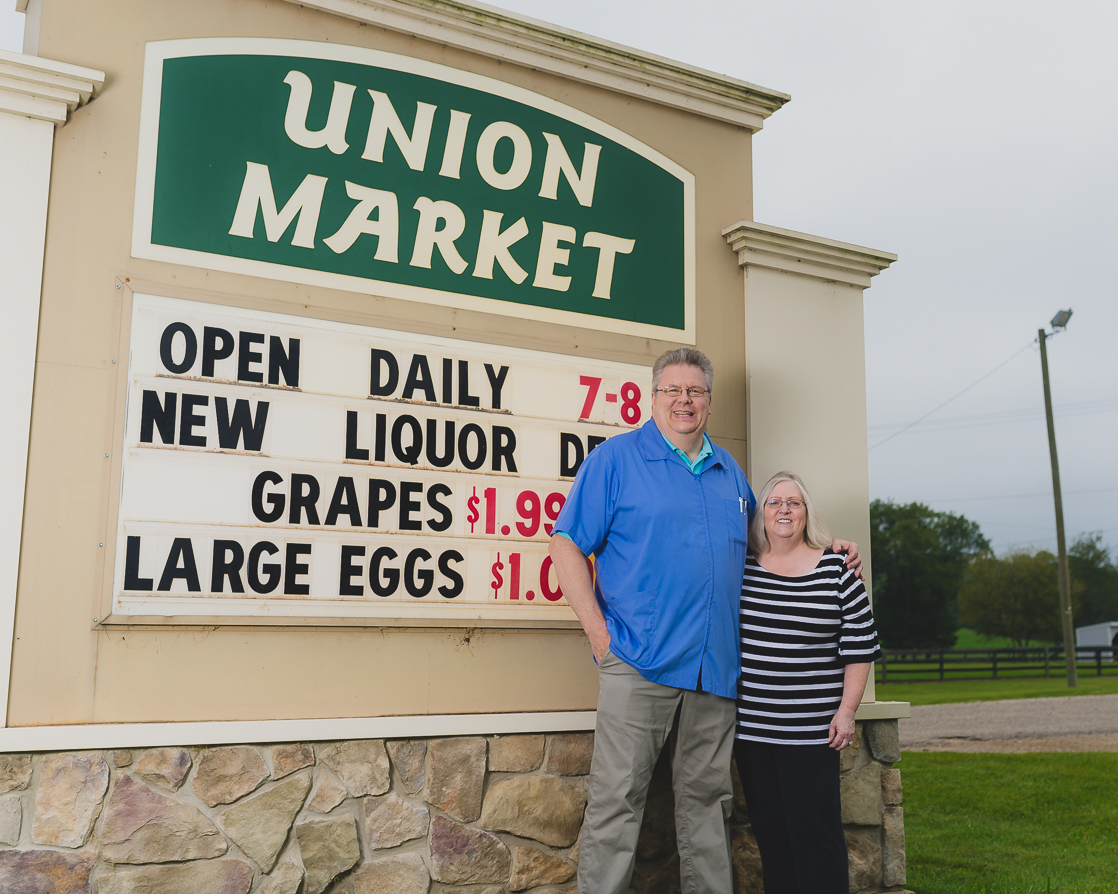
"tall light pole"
1039,309,1076,687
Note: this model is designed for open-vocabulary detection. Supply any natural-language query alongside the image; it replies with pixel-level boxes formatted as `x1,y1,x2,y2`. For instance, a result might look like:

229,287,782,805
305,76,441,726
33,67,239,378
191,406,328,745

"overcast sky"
3,2,1116,556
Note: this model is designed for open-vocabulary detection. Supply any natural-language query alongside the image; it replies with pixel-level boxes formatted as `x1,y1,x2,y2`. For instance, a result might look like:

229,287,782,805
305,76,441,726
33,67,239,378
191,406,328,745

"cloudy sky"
3,2,1116,556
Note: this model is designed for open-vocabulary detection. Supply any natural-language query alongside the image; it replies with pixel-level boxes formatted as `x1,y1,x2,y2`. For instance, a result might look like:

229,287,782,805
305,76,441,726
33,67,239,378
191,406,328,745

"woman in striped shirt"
735,471,881,894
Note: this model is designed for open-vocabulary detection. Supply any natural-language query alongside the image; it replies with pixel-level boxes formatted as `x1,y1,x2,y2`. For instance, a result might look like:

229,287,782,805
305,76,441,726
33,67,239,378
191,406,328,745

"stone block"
426,736,487,822
258,859,305,894
135,747,192,792
0,754,32,794
478,775,586,847
840,724,866,773
730,751,747,822
883,806,906,886
309,773,349,813
636,745,675,861
319,740,391,797
31,753,109,847
882,767,903,806
100,773,227,864
629,850,680,894
840,763,883,826
220,771,312,872
731,825,764,893
846,829,883,892
865,719,901,764
272,744,315,779
113,751,133,768
0,793,21,845
510,846,575,891
487,734,544,772
193,746,269,807
0,849,95,894
98,859,254,894
544,733,594,776
353,853,430,894
429,815,511,885
385,740,426,793
363,791,428,849
297,816,361,894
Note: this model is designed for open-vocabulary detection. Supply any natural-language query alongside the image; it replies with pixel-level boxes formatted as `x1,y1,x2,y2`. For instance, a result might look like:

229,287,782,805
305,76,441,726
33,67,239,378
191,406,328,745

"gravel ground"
900,694,1118,752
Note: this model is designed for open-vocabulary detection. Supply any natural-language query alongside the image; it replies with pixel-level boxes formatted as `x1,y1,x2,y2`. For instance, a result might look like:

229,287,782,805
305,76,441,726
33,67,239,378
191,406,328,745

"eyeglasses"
764,498,804,510
654,387,710,399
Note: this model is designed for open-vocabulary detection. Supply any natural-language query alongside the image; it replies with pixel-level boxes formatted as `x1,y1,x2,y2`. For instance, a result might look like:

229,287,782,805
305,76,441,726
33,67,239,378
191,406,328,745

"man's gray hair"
652,347,714,393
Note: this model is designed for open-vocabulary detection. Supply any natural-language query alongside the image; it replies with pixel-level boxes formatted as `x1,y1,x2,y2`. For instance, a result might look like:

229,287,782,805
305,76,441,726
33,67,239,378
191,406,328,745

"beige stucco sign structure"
0,1,908,890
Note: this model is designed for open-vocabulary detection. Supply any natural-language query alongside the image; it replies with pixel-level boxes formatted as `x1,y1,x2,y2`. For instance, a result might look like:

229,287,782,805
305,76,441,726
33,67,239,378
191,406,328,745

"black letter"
201,326,235,377
458,423,487,471
123,536,153,590
588,435,606,453
426,483,453,532
140,390,177,444
484,363,510,409
160,322,197,374
340,545,365,596
391,415,422,465
425,419,455,467
211,540,246,593
374,413,387,462
492,425,517,472
457,359,480,407
370,349,399,397
179,393,209,447
289,474,321,525
367,479,397,528
401,354,437,402
346,410,369,460
560,432,584,477
438,550,464,598
238,331,265,383
251,471,285,523
404,548,434,597
248,541,280,593
325,477,362,526
399,481,423,531
284,543,312,595
442,357,453,404
269,336,300,387
215,397,269,451
157,538,201,591
369,546,399,597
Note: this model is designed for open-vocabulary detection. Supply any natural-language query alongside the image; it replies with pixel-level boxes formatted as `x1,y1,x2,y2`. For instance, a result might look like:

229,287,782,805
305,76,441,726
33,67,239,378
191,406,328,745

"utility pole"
1039,310,1076,687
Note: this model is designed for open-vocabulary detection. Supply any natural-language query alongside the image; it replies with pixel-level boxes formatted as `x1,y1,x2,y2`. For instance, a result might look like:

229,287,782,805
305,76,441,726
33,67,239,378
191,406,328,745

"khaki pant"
577,652,736,894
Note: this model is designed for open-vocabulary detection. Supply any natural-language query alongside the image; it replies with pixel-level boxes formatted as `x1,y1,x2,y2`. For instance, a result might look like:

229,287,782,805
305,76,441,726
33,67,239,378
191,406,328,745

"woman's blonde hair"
749,471,832,553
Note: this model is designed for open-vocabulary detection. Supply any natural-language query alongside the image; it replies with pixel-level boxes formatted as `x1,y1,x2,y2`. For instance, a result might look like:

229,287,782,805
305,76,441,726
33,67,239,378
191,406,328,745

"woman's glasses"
764,498,804,510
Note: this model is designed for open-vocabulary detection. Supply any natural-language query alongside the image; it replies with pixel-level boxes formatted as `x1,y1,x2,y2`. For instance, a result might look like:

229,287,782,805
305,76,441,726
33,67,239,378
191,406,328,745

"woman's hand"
828,706,857,750
831,538,864,580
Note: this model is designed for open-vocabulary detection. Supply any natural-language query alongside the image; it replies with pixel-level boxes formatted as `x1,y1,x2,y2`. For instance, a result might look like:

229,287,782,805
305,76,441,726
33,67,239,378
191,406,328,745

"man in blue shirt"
550,347,858,894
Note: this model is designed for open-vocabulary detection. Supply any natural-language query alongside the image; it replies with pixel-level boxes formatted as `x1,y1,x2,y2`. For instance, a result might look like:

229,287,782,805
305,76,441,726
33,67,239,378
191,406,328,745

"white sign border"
131,38,696,343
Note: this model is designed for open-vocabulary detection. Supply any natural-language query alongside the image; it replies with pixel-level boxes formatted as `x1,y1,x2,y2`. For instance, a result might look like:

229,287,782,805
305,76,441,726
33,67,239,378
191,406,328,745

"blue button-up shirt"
554,420,756,698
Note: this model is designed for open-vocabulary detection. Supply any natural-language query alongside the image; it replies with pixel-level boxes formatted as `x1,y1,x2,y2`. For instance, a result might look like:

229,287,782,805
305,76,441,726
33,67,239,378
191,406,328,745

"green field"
876,673,1118,706
903,752,1118,893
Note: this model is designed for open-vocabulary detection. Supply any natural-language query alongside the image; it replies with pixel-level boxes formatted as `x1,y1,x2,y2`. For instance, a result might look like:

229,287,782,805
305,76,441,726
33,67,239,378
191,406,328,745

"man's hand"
832,538,864,580
549,535,611,664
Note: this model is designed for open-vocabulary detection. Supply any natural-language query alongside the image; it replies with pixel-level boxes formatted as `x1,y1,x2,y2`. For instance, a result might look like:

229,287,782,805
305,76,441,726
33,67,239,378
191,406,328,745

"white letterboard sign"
111,294,651,622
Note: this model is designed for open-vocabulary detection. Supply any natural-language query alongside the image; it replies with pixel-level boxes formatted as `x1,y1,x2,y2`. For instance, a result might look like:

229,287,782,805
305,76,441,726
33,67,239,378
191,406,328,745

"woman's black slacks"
733,739,849,894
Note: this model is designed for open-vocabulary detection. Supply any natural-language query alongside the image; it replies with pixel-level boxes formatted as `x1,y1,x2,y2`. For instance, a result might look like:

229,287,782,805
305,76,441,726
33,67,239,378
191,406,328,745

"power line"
926,486,1118,504
868,398,1118,437
868,340,1036,452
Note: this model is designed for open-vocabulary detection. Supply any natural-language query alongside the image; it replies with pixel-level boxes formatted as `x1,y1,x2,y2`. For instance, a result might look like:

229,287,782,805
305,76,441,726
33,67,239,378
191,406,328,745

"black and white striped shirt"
736,549,881,746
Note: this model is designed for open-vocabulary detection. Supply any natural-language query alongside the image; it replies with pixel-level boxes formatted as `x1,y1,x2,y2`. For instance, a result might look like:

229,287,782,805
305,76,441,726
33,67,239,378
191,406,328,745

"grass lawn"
903,752,1118,893
952,628,1055,650
875,673,1118,706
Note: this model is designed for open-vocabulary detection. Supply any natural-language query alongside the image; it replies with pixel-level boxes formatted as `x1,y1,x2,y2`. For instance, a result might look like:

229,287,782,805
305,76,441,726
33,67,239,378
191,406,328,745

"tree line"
869,500,1118,649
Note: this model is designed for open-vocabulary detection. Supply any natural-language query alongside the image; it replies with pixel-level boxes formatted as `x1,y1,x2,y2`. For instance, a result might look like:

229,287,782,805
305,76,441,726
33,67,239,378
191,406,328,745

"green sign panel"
133,39,695,340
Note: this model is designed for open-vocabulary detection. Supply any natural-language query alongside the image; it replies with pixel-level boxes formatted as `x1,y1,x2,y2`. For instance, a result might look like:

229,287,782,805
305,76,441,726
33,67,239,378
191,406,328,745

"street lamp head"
1050,309,1073,330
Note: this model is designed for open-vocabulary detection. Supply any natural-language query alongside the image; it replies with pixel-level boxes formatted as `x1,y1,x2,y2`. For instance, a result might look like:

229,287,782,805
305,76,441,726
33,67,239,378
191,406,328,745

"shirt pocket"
725,498,748,545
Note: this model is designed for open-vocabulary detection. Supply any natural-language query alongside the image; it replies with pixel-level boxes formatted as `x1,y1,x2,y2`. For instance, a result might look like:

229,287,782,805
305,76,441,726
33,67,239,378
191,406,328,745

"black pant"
733,739,848,894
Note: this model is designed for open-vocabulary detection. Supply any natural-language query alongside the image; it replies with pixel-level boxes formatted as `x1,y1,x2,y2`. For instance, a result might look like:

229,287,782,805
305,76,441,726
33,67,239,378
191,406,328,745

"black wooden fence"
877,646,1116,683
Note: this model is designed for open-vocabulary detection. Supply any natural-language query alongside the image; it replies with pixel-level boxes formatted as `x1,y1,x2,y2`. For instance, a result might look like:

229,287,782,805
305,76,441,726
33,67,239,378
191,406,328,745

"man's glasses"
654,387,710,399
764,498,804,510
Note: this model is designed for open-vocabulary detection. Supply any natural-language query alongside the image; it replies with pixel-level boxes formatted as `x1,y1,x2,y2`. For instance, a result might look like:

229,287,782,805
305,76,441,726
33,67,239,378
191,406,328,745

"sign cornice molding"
279,0,789,130
723,219,897,288
0,49,104,125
